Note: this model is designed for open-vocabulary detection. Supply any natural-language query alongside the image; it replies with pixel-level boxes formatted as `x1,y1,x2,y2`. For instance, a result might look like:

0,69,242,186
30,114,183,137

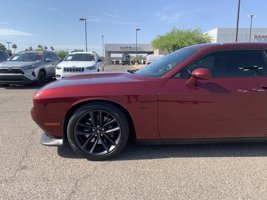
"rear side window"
178,50,267,78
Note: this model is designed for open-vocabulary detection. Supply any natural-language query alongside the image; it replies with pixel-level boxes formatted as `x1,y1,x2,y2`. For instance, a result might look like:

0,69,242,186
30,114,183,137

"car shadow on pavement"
2,79,56,90
3,84,40,90
57,142,267,161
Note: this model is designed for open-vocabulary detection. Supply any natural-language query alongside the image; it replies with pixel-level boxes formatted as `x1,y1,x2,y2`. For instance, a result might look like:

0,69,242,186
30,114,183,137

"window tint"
50,52,59,61
178,50,267,78
135,46,197,77
64,54,95,61
10,52,43,61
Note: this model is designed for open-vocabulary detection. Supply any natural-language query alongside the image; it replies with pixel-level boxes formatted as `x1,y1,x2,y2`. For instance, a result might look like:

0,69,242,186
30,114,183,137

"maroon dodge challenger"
31,43,267,160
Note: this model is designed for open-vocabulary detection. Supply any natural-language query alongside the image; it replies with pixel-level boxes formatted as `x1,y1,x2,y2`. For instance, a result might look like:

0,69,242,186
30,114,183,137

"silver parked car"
0,51,61,87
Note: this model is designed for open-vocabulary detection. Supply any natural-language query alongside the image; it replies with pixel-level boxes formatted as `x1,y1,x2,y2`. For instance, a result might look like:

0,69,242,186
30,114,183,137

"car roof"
69,51,96,55
18,50,57,54
192,42,267,52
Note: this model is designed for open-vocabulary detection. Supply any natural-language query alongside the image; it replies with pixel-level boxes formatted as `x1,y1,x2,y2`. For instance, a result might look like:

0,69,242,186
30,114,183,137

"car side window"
49,53,55,61
177,50,267,78
50,53,59,61
43,53,51,60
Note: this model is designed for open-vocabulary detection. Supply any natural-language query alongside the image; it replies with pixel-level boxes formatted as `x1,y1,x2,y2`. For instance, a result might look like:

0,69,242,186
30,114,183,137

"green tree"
11,44,17,53
151,28,211,53
0,43,7,51
44,46,48,50
29,46,33,51
50,46,55,51
56,50,69,59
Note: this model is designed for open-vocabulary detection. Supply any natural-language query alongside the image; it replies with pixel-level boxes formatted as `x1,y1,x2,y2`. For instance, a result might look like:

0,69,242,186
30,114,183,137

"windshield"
135,46,198,77
10,52,43,62
64,54,95,61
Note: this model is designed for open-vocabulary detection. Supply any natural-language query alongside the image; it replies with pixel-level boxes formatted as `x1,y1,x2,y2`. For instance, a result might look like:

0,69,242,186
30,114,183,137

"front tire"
37,70,46,86
67,102,129,161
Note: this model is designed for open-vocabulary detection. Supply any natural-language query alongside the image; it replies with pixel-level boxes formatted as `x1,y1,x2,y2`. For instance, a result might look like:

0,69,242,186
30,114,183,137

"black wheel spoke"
81,135,94,149
90,137,99,154
103,133,116,146
102,119,116,127
89,111,96,128
99,111,103,127
100,137,110,152
76,130,94,136
105,126,120,134
78,123,93,129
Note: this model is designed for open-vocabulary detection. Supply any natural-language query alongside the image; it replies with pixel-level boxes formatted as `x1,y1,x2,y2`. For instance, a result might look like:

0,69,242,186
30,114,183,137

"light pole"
135,28,140,63
248,14,254,42
6,42,11,50
235,0,241,42
79,18,88,51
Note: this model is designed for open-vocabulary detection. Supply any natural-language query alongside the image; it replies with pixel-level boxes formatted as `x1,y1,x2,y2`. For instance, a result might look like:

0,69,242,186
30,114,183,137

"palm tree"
11,44,17,53
37,44,43,50
44,46,48,51
50,46,55,51
29,46,33,51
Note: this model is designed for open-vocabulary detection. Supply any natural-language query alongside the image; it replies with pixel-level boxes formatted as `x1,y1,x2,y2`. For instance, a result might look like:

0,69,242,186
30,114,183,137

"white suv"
56,51,104,79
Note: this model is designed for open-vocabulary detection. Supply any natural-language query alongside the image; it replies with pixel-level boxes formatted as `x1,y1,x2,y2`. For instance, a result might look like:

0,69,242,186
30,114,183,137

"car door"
158,49,267,139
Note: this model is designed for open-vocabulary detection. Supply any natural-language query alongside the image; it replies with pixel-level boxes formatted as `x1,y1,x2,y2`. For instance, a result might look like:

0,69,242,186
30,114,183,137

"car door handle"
260,84,267,89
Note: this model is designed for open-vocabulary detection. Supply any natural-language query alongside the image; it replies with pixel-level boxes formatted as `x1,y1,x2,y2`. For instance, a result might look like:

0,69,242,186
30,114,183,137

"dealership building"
205,28,267,43
105,44,154,65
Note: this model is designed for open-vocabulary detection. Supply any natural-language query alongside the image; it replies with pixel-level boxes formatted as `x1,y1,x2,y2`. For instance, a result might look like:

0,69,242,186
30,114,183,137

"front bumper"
40,132,63,146
56,68,98,79
0,73,36,84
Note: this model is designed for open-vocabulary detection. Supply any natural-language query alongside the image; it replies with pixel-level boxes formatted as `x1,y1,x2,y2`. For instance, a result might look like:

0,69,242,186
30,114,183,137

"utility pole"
235,0,241,42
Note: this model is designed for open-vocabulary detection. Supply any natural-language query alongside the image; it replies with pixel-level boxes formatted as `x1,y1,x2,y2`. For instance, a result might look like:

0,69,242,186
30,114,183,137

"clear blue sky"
0,0,266,55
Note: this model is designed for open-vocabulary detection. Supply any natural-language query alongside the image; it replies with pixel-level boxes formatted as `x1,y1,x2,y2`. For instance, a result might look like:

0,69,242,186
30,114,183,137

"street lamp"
248,14,254,42
135,28,141,63
235,0,241,42
79,18,88,52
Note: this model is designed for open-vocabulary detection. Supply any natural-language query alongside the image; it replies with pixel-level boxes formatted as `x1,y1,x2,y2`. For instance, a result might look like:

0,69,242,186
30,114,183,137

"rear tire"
67,102,129,161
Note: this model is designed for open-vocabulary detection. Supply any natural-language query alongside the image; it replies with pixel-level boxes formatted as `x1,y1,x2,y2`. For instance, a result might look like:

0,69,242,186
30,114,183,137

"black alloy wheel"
37,70,46,86
67,103,129,161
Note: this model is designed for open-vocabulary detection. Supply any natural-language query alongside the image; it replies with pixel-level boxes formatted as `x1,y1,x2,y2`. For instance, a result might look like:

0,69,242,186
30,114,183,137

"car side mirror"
97,58,102,62
192,68,211,80
186,68,211,88
45,58,52,62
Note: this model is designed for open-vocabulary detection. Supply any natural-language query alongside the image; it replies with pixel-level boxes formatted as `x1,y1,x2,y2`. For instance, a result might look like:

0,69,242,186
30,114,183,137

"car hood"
58,61,96,67
0,61,40,68
35,72,165,99
43,72,158,89
54,72,144,85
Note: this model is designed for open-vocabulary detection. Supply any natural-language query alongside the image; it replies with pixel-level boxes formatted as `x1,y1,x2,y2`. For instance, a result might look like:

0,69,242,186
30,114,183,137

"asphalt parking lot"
1,67,267,199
